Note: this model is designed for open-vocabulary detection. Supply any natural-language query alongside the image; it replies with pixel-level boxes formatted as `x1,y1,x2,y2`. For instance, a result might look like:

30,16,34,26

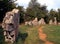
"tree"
0,0,16,22
57,8,60,22
26,0,48,21
26,0,40,20
49,9,57,21
26,0,40,19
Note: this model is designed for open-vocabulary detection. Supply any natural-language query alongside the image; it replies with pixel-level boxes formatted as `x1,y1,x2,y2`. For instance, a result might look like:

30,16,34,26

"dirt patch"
38,26,54,44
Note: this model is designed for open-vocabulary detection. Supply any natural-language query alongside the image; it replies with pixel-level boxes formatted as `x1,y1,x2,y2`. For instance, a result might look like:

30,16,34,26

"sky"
15,0,60,11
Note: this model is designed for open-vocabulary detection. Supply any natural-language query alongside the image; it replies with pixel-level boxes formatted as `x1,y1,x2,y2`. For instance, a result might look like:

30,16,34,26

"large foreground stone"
2,9,19,43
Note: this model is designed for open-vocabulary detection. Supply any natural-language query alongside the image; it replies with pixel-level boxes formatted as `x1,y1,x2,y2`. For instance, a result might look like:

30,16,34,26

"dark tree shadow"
16,32,28,44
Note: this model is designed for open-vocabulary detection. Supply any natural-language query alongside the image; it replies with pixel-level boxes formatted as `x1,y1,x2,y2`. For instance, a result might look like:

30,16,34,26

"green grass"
43,25,60,44
17,24,60,44
17,25,41,44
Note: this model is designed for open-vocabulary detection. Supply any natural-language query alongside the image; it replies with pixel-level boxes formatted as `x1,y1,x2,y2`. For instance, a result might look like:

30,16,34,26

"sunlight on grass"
43,25,60,44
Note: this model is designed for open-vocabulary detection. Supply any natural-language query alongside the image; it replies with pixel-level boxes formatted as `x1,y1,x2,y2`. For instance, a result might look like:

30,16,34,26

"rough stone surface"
25,21,32,26
53,17,57,25
2,9,19,43
38,18,45,25
28,21,32,26
32,17,38,26
25,17,38,26
49,19,53,25
25,21,28,25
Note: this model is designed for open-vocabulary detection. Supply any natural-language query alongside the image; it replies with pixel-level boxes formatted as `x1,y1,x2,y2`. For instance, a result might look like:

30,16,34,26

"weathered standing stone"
25,18,38,26
38,18,45,25
54,17,57,25
49,19,53,25
32,17,38,26
25,21,28,25
2,9,19,43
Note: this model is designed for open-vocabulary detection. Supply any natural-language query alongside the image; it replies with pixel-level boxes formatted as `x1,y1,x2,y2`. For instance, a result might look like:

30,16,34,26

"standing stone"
2,9,19,43
49,19,53,25
38,18,45,25
25,21,28,25
54,17,57,25
28,21,32,26
32,17,38,26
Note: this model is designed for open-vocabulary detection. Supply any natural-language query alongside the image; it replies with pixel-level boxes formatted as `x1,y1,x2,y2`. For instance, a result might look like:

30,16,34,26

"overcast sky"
15,0,60,11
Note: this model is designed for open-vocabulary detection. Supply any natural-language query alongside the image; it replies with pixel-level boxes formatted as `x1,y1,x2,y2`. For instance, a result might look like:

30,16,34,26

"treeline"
0,0,60,24
19,0,60,24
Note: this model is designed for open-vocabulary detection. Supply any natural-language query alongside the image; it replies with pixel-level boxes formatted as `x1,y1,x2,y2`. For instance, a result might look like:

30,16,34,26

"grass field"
17,25,40,44
43,25,60,44
17,24,60,44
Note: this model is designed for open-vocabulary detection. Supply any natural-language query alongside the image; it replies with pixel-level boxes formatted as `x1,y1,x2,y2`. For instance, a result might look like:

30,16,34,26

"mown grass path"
38,26,54,44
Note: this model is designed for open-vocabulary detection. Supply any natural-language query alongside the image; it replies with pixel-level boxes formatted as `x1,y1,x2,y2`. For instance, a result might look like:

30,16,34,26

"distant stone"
25,21,32,26
32,17,38,26
49,19,53,25
28,21,32,26
38,18,45,25
53,17,57,25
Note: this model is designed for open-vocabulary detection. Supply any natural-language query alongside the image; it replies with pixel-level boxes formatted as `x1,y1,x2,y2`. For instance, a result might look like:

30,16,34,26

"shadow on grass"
38,39,45,44
16,32,28,44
